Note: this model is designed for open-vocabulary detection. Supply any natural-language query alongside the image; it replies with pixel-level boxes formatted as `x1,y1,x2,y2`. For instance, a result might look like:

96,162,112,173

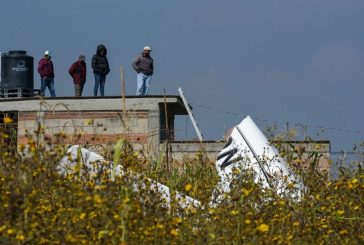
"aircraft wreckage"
59,115,305,210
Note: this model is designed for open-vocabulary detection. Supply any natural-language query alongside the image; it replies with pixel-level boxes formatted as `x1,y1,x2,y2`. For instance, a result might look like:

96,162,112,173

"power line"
189,102,364,135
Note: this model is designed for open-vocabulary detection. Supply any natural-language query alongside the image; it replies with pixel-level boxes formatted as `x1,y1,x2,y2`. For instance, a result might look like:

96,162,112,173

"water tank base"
0,88,35,99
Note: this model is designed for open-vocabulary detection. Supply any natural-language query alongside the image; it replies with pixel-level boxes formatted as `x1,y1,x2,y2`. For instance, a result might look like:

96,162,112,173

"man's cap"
143,46,151,51
79,55,86,60
44,50,52,56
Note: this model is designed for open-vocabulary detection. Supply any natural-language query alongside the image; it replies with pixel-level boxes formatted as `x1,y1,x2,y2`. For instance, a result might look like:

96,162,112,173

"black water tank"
1,50,34,90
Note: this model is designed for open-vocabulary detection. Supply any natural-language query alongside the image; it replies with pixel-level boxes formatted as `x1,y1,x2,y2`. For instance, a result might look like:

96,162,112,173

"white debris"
58,145,201,211
58,116,304,210
210,116,305,206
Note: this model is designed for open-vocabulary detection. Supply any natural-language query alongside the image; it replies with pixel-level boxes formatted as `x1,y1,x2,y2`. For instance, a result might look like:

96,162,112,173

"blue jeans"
136,73,152,96
94,73,106,96
40,78,56,97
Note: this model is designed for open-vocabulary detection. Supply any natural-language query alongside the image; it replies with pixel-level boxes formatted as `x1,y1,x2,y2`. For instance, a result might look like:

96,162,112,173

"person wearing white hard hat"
132,46,154,96
37,50,56,97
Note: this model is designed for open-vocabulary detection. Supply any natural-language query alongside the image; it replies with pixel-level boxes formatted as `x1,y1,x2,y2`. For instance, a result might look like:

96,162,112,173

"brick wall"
17,110,150,147
18,111,148,120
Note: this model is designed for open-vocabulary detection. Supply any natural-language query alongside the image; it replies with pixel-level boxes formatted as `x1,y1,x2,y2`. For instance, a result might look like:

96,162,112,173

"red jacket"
68,61,86,84
38,58,54,78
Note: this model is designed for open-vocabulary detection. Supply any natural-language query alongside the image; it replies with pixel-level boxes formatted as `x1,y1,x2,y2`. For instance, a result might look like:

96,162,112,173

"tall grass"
0,121,363,244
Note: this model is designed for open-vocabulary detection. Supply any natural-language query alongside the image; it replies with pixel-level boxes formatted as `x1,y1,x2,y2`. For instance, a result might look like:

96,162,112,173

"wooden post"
163,89,170,170
120,65,127,130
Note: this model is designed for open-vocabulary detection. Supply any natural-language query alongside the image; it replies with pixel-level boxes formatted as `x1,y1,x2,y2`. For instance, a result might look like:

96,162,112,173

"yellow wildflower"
156,223,164,229
230,210,239,216
278,200,286,206
123,197,130,204
351,178,358,184
15,234,25,241
90,211,97,219
3,117,13,124
241,188,252,197
336,210,345,216
94,195,103,204
244,219,251,225
98,230,109,239
170,229,179,237
257,223,269,233
143,229,151,236
185,183,192,192
172,217,182,225
79,213,86,220
232,168,241,175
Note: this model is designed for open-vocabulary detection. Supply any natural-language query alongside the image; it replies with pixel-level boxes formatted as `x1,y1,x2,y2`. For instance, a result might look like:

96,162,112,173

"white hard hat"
143,46,151,51
44,50,52,56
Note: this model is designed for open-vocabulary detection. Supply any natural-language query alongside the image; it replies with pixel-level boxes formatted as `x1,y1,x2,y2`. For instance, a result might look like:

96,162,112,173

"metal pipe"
178,87,203,142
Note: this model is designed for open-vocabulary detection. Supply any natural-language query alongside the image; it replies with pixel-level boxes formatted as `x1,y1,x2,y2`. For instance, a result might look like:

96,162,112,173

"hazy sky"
1,0,364,151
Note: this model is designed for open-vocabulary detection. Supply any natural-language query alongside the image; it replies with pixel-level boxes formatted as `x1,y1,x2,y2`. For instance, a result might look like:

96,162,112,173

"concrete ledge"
170,141,225,153
0,96,187,112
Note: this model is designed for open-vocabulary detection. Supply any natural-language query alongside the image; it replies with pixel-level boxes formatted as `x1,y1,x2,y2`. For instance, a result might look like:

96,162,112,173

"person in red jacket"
38,50,56,97
68,55,87,96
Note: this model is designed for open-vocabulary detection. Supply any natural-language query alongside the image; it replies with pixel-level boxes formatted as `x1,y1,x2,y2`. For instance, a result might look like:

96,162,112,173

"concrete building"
0,96,331,171
272,140,331,173
0,96,220,160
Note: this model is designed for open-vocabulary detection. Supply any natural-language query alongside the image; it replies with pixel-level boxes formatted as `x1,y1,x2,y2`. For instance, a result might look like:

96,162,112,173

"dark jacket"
38,57,54,79
132,53,153,76
69,61,86,84
91,45,110,75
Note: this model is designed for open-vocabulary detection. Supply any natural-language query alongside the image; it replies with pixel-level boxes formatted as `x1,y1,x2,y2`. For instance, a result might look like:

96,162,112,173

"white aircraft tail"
210,116,304,206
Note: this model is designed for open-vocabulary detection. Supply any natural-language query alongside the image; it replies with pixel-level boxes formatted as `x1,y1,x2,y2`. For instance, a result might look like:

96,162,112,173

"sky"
1,0,364,153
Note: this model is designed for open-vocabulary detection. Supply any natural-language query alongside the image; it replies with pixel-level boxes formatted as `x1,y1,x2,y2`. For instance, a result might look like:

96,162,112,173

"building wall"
170,141,224,163
17,110,153,151
1,97,331,173
272,141,331,172
0,96,186,154
170,140,331,172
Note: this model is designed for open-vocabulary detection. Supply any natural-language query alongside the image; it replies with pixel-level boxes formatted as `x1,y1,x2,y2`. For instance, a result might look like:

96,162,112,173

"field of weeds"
0,118,363,244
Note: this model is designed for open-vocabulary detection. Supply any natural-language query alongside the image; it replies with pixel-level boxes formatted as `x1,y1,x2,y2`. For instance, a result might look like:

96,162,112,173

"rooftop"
0,95,189,114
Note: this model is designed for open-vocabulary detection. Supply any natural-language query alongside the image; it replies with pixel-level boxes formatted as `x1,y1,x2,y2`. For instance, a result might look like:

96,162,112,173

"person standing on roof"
38,50,56,97
69,55,87,97
132,46,154,96
91,44,110,96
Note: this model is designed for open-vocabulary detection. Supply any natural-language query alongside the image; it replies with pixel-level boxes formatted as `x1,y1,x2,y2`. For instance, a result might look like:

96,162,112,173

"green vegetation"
0,118,363,244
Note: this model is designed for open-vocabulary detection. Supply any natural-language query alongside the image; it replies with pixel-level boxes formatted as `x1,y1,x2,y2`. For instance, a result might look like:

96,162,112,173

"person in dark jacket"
132,46,154,96
91,45,110,96
69,55,87,97
38,50,56,97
